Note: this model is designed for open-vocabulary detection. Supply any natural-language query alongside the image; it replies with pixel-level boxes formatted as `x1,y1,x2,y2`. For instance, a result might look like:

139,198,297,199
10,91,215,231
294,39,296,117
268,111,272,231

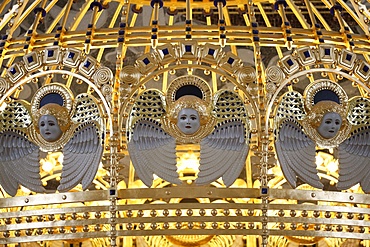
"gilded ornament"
163,95,215,142
265,65,284,84
275,79,370,193
0,77,9,95
127,75,250,187
301,100,351,147
0,83,104,196
120,65,140,85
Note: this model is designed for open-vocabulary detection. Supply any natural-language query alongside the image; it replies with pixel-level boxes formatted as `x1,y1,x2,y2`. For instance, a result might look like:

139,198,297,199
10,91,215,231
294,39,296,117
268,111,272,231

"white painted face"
177,108,201,135
38,115,63,142
317,112,342,139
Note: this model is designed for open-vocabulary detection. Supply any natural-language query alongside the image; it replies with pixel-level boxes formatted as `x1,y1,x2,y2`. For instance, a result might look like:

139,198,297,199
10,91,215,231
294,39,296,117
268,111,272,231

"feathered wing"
0,131,44,196
347,96,370,126
127,119,181,187
337,126,370,193
275,91,306,124
0,101,33,129
275,119,323,189
72,93,102,123
196,120,249,186
58,123,103,192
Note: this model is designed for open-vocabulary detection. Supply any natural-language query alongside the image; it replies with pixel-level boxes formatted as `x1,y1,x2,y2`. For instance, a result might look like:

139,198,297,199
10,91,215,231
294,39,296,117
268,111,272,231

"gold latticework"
2,0,370,246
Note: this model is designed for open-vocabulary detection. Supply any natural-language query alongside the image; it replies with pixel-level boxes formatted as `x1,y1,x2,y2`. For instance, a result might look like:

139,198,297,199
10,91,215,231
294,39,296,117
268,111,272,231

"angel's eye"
191,116,197,120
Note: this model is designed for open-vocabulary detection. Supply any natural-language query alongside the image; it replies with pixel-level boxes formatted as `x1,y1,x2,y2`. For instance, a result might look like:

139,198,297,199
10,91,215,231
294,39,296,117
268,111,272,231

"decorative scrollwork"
0,77,9,96
94,66,113,86
120,65,140,86
237,66,256,85
266,65,285,85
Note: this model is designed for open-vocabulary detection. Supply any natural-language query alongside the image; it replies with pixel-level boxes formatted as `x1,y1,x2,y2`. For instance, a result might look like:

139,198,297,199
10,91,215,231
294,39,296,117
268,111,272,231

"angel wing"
196,90,250,186
0,130,45,196
275,91,306,125
275,119,323,189
58,93,104,192
72,93,102,123
347,96,370,126
337,97,370,192
0,101,44,196
196,119,249,186
337,126,370,192
58,122,103,192
0,101,33,129
127,89,180,186
128,119,181,187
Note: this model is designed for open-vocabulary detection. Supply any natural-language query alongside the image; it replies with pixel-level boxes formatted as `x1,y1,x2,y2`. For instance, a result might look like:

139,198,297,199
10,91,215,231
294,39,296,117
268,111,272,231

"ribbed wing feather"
58,123,103,192
0,131,44,196
275,120,323,189
127,119,180,187
196,120,249,186
338,126,370,193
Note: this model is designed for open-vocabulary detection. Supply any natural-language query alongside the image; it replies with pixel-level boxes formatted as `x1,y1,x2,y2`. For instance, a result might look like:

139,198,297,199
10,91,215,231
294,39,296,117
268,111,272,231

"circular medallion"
266,65,285,84
0,77,10,95
94,66,113,86
237,66,256,85
120,65,140,85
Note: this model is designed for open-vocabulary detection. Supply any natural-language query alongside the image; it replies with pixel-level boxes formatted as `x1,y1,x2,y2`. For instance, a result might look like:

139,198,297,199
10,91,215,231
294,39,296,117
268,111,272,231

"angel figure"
127,76,250,187
0,84,104,196
275,79,370,193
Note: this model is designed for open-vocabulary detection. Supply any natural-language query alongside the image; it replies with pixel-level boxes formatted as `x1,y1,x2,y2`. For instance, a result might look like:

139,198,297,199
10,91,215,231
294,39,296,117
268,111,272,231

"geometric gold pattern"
2,0,370,246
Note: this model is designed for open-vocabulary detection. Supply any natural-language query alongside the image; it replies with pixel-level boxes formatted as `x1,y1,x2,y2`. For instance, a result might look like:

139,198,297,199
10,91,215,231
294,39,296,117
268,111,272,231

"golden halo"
120,65,140,85
166,75,212,105
31,83,74,117
304,79,348,112
29,83,75,151
163,75,214,143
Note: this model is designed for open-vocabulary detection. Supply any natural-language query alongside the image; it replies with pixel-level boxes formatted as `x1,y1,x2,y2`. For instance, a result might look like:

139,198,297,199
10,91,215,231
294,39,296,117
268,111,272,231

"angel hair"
34,103,71,141
307,101,347,139
169,95,210,126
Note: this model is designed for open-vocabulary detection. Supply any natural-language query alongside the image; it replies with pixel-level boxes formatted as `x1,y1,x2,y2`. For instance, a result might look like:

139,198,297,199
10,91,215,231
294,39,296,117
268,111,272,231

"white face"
177,108,201,135
38,115,63,142
317,112,342,139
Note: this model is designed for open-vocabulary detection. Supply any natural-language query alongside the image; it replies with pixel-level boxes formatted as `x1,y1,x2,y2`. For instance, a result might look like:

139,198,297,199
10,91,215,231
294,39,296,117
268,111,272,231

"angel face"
38,115,63,142
317,112,342,139
177,108,201,135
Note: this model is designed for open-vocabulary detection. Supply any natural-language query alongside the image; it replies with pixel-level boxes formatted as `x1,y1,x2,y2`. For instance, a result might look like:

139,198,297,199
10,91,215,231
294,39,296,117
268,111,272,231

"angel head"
168,96,210,135
34,103,71,142
306,101,348,139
